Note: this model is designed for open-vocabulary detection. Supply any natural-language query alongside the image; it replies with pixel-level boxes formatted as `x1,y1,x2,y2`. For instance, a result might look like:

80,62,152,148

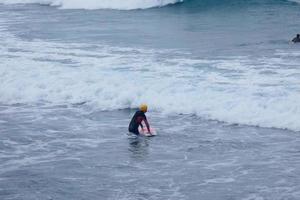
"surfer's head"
297,34,300,38
139,104,148,113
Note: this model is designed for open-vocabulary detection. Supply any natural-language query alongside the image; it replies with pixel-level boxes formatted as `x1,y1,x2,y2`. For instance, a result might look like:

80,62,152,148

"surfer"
292,34,300,43
128,104,151,135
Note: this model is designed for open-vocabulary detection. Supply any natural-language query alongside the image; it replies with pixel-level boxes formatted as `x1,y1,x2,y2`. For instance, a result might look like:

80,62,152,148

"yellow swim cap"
139,104,148,113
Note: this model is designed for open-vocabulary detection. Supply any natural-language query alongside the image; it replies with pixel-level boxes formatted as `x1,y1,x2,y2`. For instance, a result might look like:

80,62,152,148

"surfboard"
138,127,157,137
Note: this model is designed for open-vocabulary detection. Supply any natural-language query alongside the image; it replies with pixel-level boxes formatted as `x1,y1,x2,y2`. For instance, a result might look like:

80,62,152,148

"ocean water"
0,0,300,199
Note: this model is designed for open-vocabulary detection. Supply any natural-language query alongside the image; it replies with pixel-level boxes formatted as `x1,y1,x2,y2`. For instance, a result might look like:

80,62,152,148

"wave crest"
0,0,184,10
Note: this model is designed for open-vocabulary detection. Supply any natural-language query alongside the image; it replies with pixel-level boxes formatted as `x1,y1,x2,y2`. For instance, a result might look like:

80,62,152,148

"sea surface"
0,0,300,199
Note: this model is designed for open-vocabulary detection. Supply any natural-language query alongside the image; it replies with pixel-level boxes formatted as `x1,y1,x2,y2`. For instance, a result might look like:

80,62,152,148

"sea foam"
0,0,183,10
1,20,300,132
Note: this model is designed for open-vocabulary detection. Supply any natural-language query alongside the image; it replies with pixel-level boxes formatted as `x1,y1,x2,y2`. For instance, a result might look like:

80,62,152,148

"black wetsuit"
128,111,148,135
292,37,300,43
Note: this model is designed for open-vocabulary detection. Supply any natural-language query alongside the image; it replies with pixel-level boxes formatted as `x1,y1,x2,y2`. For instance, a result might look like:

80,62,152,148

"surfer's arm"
144,119,151,133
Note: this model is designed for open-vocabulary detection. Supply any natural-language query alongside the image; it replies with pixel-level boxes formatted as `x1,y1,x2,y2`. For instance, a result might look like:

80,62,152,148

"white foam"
204,177,235,184
1,22,300,132
0,0,183,10
242,194,264,200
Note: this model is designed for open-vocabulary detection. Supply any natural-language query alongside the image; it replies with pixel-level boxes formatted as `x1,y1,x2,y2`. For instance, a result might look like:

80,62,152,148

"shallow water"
1,104,299,200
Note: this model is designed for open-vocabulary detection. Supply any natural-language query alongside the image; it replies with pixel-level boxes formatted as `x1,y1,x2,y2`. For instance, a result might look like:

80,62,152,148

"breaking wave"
0,0,184,10
1,22,300,132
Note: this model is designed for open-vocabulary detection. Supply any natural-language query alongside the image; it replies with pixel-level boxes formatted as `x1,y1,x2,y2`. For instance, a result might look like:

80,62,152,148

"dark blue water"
2,0,300,56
